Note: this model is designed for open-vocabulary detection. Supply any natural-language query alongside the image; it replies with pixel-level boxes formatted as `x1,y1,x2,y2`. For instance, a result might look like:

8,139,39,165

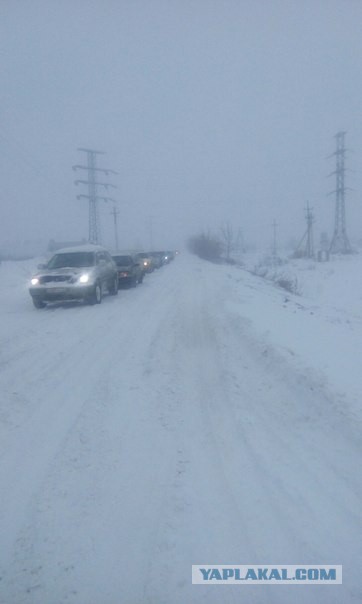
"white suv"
29,245,118,308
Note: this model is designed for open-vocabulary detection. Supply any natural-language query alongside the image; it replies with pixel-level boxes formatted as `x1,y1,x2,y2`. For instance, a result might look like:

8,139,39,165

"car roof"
53,244,108,254
111,251,136,257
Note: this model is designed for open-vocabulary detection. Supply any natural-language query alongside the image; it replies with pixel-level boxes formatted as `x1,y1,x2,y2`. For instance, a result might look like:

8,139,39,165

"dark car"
112,254,144,287
29,245,118,308
147,251,164,269
135,252,154,273
163,251,175,263
151,251,174,266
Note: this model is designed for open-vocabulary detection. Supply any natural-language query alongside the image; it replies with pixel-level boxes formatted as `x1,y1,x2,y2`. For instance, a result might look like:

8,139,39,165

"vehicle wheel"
32,297,46,309
88,282,102,305
138,273,144,284
131,277,137,288
109,275,118,295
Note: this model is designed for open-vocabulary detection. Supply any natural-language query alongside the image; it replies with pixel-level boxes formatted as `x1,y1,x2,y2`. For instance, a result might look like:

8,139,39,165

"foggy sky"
1,0,362,253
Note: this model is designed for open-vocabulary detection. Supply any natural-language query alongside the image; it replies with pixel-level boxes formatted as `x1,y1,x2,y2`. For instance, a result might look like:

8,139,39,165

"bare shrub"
187,232,222,261
275,275,300,294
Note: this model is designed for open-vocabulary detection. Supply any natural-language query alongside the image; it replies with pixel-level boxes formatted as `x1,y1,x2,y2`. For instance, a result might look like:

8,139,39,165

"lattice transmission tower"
73,148,117,244
328,132,352,254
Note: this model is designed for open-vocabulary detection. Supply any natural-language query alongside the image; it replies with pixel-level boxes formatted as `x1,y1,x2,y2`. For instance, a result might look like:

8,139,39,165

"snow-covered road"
0,254,360,603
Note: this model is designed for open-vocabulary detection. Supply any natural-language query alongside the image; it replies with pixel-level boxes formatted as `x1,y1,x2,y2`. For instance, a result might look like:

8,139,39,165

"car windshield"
47,252,96,269
113,256,133,265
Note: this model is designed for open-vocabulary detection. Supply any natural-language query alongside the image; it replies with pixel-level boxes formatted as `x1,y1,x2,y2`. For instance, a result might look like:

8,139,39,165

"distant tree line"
188,222,244,262
187,232,222,261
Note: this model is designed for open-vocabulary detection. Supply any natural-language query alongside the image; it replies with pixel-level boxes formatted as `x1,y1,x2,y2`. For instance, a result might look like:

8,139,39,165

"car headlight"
79,273,90,283
31,277,39,285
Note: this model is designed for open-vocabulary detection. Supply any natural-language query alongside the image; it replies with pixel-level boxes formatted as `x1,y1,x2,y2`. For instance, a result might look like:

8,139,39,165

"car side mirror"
37,263,46,269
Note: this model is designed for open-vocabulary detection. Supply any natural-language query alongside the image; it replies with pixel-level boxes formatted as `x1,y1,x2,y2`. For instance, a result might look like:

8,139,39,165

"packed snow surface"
0,252,360,603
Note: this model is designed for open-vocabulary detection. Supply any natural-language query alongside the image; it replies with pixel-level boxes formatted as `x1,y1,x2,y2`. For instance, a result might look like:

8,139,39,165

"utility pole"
295,202,314,258
328,132,352,254
111,204,120,251
272,219,278,258
147,215,154,250
73,148,117,244
236,228,244,253
305,203,314,258
220,222,234,261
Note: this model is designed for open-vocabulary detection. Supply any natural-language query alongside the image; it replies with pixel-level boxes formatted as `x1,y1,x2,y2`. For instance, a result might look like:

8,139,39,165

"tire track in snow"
1,256,361,604
0,273,181,604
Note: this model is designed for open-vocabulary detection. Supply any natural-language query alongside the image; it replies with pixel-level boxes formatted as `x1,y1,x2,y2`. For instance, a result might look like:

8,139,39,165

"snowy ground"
0,252,360,603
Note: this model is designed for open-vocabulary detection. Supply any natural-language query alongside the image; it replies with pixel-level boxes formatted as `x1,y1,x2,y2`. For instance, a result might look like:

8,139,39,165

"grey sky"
1,0,362,252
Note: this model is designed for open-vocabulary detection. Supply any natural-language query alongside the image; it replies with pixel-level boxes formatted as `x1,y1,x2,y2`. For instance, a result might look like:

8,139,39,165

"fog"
1,0,362,254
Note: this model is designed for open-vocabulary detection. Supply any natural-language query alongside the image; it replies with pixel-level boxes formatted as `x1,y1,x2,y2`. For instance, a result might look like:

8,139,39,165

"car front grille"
39,275,72,284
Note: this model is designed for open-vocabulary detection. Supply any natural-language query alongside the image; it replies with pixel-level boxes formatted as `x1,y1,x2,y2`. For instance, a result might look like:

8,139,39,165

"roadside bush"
251,261,300,295
187,232,222,262
274,275,300,294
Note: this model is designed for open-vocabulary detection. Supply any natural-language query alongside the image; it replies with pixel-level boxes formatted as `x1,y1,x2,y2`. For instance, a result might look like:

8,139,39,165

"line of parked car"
28,245,177,309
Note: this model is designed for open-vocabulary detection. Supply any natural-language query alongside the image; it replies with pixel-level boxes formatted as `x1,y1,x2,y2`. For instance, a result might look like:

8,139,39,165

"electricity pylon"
73,148,117,244
328,132,352,254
